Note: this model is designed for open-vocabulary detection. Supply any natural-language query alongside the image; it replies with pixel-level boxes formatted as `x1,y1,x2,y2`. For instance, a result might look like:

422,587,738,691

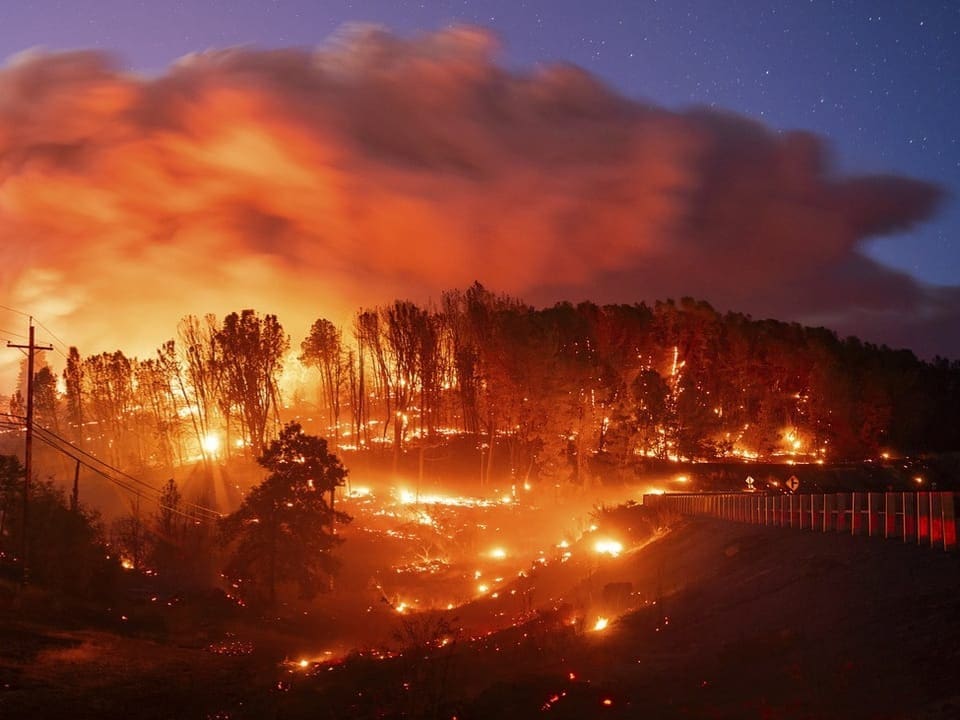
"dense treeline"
11,286,960,487
0,454,118,597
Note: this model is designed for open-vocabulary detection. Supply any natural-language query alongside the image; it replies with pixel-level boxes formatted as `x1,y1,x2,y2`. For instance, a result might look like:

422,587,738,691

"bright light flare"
201,432,221,455
488,547,507,560
592,617,609,631
593,539,623,557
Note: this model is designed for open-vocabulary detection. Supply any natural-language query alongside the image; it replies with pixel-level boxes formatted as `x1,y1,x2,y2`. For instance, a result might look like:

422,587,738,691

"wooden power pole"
7,319,53,584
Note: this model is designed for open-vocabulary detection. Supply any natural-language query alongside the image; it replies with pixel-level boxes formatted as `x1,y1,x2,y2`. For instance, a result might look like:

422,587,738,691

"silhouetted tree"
300,318,346,446
220,422,350,607
216,310,289,453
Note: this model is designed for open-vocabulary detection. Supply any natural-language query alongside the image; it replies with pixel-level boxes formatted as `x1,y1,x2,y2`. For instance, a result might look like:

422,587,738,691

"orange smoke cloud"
0,25,952,386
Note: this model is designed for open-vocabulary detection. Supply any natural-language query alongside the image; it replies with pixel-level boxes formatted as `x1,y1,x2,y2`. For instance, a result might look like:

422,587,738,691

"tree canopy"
220,422,350,607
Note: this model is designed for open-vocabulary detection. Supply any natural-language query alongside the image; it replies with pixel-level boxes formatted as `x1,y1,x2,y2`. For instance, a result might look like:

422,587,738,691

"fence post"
799,495,810,529
943,493,957,552
884,493,898,539
867,493,883,537
850,492,865,535
917,492,930,546
903,492,916,542
930,493,944,548
823,494,835,532
836,493,848,533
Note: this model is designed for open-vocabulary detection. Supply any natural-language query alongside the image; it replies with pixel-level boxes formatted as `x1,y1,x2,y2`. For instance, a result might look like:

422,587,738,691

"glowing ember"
593,617,610,631
593,540,623,557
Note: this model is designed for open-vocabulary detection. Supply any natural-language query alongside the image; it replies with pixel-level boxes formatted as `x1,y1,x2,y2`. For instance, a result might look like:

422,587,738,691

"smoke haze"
1,26,953,385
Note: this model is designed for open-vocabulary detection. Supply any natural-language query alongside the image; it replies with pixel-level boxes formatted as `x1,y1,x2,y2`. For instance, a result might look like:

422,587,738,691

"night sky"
0,1,957,372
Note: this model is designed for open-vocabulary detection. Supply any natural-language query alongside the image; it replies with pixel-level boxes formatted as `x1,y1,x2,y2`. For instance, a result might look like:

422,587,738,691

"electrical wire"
0,412,221,522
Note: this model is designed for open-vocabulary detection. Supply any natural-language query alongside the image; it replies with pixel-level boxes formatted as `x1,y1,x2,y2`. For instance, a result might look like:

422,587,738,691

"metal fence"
641,491,958,552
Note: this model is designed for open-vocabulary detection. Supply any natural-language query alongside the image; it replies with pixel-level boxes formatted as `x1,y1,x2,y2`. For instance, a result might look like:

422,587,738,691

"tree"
216,310,289,453
63,346,85,447
82,350,136,465
33,365,60,434
178,315,226,456
0,455,24,559
300,318,346,446
147,478,189,585
220,422,350,607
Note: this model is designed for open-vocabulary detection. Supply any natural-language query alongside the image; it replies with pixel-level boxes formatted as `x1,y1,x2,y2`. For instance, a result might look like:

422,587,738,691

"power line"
0,328,29,340
32,319,71,359
6,321,53,585
0,304,30,318
30,423,222,520
29,430,215,524
1,411,221,522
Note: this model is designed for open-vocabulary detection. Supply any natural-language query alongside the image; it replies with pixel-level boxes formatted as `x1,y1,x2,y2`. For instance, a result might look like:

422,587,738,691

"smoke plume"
0,25,952,386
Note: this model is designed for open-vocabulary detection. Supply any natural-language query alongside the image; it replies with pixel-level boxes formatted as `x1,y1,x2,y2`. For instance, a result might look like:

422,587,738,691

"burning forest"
1,287,960,718
1,14,959,716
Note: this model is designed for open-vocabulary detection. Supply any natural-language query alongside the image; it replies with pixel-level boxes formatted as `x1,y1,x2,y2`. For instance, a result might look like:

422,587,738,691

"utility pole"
7,319,53,584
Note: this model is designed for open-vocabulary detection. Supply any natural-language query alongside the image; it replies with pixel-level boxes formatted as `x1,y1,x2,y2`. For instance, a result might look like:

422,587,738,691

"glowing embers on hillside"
394,487,510,508
593,539,623,558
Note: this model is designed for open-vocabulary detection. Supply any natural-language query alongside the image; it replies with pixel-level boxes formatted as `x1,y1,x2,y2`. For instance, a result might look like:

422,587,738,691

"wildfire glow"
488,547,507,560
201,433,221,455
593,540,623,558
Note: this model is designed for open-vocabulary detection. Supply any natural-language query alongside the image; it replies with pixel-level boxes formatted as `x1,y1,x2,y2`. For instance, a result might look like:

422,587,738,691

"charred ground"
2,504,958,720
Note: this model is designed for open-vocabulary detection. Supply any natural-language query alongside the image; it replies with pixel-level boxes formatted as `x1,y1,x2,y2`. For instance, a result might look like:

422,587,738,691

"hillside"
4,510,958,719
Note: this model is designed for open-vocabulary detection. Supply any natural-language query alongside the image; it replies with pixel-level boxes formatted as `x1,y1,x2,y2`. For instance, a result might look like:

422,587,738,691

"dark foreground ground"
2,515,959,720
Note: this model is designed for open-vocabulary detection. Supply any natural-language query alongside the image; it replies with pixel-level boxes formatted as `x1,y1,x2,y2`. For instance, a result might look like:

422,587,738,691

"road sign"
786,475,800,492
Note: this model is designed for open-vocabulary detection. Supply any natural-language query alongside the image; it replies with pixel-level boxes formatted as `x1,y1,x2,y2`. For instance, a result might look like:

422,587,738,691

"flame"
592,617,609,631
201,432,221,455
593,540,623,558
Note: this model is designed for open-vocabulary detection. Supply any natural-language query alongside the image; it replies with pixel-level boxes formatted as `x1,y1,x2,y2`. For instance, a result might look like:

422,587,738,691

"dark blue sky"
1,0,957,286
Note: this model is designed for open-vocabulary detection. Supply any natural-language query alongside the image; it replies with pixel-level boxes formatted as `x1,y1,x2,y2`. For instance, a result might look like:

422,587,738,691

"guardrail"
641,491,958,552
